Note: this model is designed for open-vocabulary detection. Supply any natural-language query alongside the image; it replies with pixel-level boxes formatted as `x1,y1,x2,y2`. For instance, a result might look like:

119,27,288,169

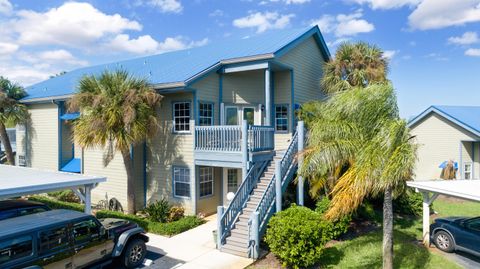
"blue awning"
60,112,80,121
60,158,81,173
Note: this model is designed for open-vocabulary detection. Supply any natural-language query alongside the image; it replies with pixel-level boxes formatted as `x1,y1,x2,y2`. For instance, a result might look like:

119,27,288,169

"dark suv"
0,209,149,268
0,199,51,221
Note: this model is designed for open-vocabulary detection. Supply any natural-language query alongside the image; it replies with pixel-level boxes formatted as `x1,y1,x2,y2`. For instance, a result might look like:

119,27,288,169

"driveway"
431,246,480,269
138,215,253,269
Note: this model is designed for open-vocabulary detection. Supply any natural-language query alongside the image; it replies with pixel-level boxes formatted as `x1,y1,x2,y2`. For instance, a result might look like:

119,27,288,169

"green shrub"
145,198,171,223
28,196,84,212
265,205,330,269
168,206,185,222
393,190,423,216
354,200,380,221
96,210,205,236
48,190,80,203
315,197,351,239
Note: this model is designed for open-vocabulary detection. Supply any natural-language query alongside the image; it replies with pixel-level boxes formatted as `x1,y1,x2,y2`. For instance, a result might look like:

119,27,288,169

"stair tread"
221,247,249,257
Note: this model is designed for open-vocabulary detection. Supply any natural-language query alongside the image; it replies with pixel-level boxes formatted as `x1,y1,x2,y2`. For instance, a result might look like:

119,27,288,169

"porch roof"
407,179,480,202
23,26,330,102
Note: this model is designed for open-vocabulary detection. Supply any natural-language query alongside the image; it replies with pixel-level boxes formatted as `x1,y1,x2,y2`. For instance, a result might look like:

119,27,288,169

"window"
73,219,100,243
199,103,214,126
275,105,288,132
174,167,191,198
225,107,238,125
464,162,472,179
39,227,68,253
466,218,480,231
0,236,33,265
173,102,191,132
199,166,214,197
227,169,239,193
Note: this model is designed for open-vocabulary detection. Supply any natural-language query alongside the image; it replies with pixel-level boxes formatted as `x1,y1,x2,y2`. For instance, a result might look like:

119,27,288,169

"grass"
432,196,480,217
28,195,205,236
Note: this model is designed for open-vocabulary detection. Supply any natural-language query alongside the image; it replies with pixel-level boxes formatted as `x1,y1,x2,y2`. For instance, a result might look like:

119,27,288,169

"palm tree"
321,42,389,94
299,84,417,269
69,70,162,214
0,77,29,165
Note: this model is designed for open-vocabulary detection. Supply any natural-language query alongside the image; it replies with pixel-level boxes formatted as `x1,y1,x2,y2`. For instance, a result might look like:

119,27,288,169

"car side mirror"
100,226,106,236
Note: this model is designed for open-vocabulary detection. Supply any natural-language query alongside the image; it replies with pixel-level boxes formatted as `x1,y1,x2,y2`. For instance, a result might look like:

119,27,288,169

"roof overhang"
0,165,106,199
408,106,480,138
407,179,480,202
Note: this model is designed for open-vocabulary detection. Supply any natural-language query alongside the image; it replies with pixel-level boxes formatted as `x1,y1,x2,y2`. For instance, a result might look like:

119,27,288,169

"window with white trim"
227,169,239,193
173,167,190,198
464,162,472,179
275,105,288,132
173,102,190,132
199,166,214,197
199,103,213,126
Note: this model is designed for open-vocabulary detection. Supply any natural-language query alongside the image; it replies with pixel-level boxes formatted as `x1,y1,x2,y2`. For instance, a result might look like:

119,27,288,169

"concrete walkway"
143,215,253,269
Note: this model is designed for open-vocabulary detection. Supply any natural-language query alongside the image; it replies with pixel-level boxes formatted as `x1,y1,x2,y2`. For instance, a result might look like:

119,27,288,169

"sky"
0,0,479,118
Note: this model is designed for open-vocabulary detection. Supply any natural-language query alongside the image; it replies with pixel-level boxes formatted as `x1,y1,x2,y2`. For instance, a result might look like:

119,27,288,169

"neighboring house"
408,105,480,181
16,26,330,217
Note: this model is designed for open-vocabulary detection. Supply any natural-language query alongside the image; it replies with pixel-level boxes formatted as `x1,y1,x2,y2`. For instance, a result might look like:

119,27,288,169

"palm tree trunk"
0,122,15,165
121,148,136,214
383,186,394,269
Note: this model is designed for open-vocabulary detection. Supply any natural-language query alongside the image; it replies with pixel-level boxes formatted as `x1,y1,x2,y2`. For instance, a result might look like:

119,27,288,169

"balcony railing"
195,123,274,153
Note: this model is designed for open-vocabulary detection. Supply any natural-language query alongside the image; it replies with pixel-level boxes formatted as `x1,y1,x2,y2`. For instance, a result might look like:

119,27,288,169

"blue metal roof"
60,158,81,173
408,105,480,136
23,26,329,101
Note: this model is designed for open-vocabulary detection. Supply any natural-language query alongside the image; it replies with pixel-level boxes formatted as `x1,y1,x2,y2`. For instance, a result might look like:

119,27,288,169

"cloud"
348,0,421,9
106,34,209,54
409,0,480,30
383,50,397,59
38,49,88,66
448,32,479,45
0,41,18,55
12,2,141,47
209,9,224,17
311,10,374,37
0,64,54,86
260,0,310,4
233,11,294,33
465,48,480,56
145,0,183,13
0,0,12,15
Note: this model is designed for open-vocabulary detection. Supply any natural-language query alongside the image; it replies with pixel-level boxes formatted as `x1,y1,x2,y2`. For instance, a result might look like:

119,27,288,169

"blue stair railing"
217,160,269,247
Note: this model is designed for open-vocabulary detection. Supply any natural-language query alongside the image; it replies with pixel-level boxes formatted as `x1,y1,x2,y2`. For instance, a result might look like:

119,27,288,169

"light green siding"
223,70,265,105
25,103,59,170
278,36,325,104
273,70,293,150
197,167,222,215
147,92,196,214
192,72,220,125
410,113,479,180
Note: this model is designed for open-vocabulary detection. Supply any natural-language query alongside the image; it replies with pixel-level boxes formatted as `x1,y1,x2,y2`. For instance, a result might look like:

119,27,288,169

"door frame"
222,103,261,125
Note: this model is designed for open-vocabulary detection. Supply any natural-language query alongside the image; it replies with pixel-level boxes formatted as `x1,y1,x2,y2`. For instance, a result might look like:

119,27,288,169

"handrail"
252,132,299,236
194,125,274,153
219,160,269,244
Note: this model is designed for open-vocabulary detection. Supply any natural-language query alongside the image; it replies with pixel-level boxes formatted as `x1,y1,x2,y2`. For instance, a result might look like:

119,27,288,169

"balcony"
194,122,275,168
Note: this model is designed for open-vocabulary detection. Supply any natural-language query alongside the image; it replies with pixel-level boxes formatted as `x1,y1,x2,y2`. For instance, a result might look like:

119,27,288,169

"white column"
422,192,430,246
217,206,224,248
275,160,282,212
241,120,249,180
84,184,92,215
297,121,305,206
265,68,271,126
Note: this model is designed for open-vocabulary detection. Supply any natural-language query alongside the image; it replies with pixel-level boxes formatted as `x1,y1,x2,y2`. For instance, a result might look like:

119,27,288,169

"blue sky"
0,0,479,118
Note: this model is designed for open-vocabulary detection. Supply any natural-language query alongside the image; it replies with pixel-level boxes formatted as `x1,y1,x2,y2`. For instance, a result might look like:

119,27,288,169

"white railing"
195,123,274,152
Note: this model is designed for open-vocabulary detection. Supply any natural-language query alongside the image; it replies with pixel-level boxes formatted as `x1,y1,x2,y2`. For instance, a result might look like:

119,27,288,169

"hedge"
96,210,205,236
28,195,85,212
28,196,205,236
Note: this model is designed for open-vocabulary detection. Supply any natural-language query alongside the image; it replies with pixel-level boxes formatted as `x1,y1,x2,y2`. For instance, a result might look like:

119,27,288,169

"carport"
0,164,106,214
407,180,480,246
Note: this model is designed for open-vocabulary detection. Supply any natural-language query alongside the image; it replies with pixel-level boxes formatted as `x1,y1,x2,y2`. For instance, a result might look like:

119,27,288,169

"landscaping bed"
28,194,205,236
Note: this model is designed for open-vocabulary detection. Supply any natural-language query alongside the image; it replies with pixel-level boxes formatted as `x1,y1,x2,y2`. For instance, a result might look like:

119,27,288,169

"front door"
224,105,259,125
223,168,242,205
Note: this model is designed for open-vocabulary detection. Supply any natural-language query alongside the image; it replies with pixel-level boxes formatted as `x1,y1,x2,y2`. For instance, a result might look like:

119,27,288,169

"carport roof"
407,179,480,202
0,164,106,199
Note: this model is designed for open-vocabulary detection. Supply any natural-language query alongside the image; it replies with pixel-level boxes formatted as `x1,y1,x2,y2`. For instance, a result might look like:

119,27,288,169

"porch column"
217,206,224,248
84,184,92,215
275,159,282,212
297,121,305,206
459,141,463,179
265,68,272,126
242,120,249,179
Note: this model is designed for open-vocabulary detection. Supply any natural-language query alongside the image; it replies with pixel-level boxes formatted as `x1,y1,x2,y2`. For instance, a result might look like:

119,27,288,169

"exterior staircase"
221,153,283,257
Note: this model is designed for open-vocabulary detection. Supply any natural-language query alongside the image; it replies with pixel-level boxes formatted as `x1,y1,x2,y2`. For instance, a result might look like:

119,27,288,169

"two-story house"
16,26,330,223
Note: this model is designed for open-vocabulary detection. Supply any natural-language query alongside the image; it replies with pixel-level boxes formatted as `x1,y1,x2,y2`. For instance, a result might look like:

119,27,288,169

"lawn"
251,195,480,269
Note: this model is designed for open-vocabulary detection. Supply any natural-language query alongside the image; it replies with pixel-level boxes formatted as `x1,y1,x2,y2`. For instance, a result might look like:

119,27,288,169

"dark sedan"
430,216,480,256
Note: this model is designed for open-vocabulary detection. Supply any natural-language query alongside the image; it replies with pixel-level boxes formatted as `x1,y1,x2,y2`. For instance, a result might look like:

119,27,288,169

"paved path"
139,215,253,269
430,246,480,269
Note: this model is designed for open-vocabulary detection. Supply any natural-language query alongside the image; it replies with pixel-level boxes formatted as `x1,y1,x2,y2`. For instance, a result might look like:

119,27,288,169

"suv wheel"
122,238,147,268
434,231,455,253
